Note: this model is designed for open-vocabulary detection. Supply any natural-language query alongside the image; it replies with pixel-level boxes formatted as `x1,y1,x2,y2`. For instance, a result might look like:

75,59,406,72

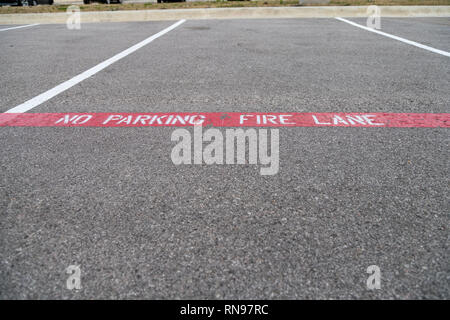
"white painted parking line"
335,17,450,58
0,24,39,32
5,19,186,114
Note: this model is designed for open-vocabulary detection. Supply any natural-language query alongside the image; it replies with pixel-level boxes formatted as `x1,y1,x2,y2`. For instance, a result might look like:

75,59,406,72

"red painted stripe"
0,113,449,128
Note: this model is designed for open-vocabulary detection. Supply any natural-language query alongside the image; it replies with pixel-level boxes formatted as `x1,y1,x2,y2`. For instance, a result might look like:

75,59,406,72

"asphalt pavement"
0,17,449,299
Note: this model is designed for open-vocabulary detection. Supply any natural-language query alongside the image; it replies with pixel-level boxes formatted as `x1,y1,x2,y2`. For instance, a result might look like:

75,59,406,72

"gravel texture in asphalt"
0,18,449,299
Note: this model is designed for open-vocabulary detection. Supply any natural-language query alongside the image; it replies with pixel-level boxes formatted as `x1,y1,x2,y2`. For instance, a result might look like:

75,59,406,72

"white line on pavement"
5,19,186,114
335,17,450,58
0,24,39,32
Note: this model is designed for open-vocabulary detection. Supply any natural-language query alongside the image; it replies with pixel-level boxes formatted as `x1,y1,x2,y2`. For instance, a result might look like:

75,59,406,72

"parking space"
2,18,448,114
348,17,450,52
0,17,449,299
0,21,177,112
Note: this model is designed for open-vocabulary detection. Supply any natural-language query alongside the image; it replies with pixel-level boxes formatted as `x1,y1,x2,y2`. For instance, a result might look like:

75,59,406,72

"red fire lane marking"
0,113,449,128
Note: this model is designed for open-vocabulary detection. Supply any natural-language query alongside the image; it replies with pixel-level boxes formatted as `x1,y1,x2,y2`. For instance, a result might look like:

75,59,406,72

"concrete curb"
1,6,449,24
